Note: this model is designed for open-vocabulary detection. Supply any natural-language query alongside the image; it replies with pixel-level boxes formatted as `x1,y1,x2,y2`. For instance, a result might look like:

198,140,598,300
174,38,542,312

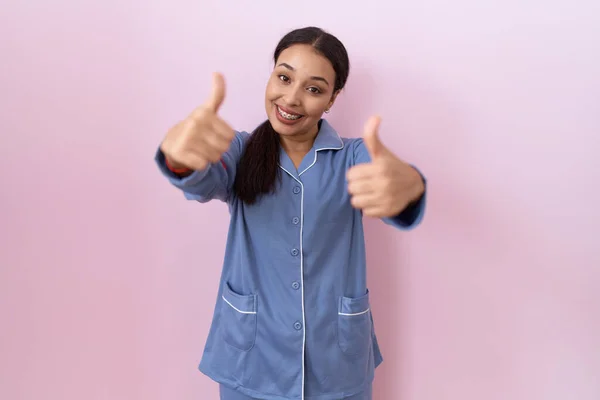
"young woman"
156,26,426,400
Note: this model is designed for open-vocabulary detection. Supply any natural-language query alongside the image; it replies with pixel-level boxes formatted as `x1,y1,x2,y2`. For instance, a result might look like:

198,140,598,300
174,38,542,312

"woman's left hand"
346,116,425,218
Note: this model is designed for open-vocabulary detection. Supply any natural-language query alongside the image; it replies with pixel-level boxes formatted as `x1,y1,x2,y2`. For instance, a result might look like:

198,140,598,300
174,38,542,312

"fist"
160,72,235,171
347,116,424,218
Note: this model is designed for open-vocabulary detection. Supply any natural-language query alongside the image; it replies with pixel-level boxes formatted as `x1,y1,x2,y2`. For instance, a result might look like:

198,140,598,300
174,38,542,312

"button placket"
289,181,304,336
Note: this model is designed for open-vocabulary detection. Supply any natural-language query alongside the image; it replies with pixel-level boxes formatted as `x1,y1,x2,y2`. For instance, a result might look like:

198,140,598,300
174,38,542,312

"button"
294,321,303,330
292,217,300,225
291,248,299,256
292,281,300,290
293,186,301,194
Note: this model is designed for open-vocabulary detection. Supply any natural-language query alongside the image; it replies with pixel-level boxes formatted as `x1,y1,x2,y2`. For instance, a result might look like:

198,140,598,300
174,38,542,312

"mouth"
275,105,303,122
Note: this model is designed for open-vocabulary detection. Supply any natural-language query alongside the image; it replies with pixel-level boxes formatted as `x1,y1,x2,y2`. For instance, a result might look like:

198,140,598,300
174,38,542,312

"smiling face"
264,44,338,140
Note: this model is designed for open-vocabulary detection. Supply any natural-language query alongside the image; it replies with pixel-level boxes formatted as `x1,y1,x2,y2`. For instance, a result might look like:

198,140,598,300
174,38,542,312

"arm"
155,130,249,203
352,138,427,230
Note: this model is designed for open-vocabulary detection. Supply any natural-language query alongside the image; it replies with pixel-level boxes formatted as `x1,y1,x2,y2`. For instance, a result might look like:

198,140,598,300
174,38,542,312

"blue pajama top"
155,119,427,400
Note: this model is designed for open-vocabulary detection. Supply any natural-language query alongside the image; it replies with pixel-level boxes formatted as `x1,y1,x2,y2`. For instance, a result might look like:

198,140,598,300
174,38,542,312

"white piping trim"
221,296,256,314
339,308,370,316
278,164,306,400
277,131,342,400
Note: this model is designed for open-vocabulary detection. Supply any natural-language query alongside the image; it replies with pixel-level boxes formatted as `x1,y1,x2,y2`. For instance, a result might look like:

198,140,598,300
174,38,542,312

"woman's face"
265,44,338,139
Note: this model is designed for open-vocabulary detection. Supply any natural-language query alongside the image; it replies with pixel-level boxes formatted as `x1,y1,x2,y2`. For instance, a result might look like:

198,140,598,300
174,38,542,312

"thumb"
362,115,384,158
205,72,226,112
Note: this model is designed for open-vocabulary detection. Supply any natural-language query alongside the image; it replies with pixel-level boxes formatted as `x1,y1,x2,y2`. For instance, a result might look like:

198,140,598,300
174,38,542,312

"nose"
282,84,302,107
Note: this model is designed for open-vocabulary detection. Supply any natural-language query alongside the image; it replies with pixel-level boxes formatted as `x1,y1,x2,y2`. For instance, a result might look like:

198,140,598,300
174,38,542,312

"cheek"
303,98,330,116
264,84,274,100
265,79,282,100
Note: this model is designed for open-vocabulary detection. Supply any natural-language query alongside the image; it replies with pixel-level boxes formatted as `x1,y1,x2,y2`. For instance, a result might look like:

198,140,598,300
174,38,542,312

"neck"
278,124,319,154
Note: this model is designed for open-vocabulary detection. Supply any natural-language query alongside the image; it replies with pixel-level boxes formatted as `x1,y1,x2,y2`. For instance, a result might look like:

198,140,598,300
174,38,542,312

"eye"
278,74,290,83
307,87,322,94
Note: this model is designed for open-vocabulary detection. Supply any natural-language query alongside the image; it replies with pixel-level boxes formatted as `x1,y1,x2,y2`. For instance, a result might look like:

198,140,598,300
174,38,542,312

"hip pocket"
220,282,258,351
337,290,372,357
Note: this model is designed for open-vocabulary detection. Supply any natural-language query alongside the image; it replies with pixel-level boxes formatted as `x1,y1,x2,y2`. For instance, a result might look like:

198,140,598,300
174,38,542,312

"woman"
156,26,426,400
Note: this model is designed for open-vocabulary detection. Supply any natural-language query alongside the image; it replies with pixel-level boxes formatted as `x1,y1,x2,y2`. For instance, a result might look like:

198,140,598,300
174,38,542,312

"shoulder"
338,137,369,165
235,130,251,141
322,120,366,161
232,130,251,151
340,137,365,148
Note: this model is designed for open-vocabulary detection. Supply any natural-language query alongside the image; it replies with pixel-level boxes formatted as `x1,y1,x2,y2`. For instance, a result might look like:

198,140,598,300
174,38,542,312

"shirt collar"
312,119,344,151
277,118,344,177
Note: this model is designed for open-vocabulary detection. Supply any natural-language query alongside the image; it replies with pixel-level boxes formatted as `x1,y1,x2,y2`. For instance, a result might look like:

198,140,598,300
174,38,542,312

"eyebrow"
277,63,330,86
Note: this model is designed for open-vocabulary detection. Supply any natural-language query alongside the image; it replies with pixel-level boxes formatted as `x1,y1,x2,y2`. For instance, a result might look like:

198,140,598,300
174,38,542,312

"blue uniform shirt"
155,119,426,400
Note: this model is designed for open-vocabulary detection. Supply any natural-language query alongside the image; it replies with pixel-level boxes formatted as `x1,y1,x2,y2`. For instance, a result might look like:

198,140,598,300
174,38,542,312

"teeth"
277,106,301,120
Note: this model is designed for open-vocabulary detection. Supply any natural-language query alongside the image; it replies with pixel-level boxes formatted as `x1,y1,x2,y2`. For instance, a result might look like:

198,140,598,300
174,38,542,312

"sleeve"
352,138,427,230
154,131,249,203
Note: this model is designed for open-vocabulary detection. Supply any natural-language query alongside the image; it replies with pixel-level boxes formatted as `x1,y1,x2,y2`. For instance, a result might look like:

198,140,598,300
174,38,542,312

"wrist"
408,166,425,202
165,156,192,175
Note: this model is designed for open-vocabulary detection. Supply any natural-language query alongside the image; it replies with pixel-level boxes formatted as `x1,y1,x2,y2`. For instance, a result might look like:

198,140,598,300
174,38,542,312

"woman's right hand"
160,73,236,171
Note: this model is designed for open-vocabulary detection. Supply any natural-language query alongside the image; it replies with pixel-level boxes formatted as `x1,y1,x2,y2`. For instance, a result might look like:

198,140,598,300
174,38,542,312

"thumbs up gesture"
160,72,236,172
346,116,425,218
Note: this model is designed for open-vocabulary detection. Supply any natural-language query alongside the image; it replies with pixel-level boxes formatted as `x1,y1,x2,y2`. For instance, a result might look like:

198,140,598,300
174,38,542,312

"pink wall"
2,1,599,399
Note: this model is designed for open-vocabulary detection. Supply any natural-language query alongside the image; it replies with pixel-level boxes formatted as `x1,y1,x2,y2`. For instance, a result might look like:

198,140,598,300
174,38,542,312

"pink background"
2,1,599,399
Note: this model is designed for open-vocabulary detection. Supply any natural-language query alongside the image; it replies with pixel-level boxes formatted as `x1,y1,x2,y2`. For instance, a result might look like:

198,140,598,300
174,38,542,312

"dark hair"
233,26,350,205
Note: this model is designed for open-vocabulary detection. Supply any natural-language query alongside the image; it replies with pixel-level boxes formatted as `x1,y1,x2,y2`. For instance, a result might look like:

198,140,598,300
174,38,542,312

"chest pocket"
337,290,372,357
220,282,258,351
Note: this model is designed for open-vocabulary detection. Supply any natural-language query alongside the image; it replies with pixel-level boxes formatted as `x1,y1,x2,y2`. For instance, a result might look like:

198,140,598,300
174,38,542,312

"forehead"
276,44,335,80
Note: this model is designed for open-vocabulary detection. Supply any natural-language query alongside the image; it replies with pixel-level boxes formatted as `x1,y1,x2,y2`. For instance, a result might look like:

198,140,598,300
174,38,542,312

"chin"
270,119,300,136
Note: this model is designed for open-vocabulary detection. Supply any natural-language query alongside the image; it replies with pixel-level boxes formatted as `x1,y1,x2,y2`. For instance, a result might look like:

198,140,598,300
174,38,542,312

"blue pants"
219,383,373,400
